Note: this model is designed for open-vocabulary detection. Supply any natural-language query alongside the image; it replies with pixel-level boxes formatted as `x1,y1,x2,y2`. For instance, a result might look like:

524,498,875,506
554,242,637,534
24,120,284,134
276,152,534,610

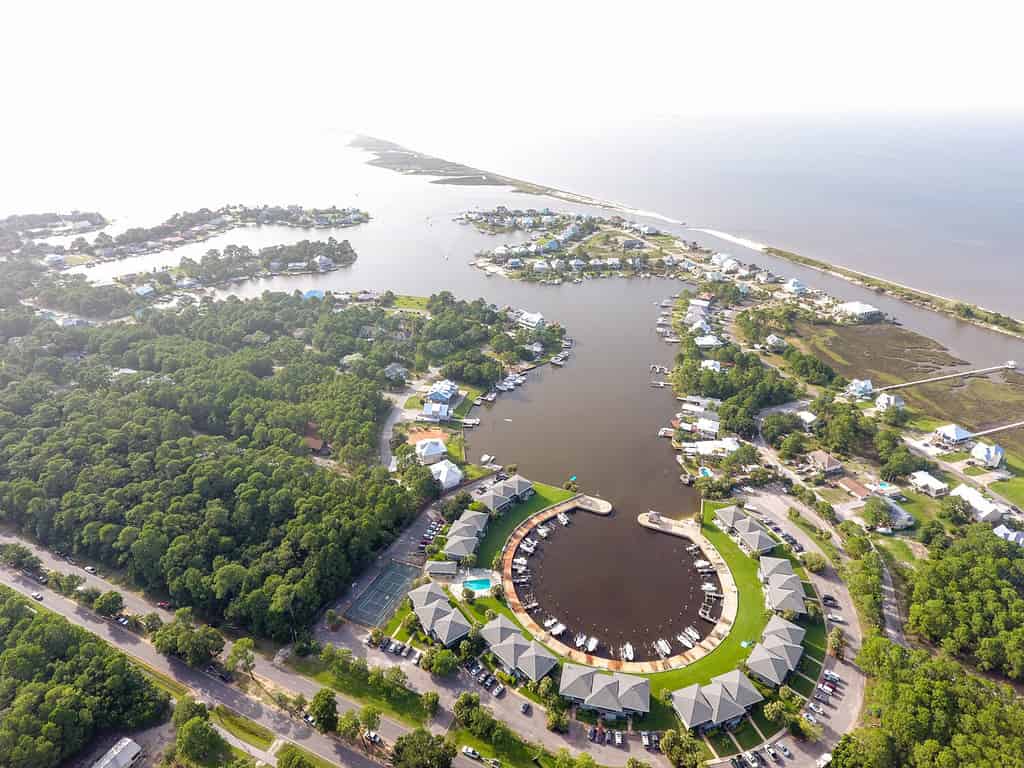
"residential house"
874,392,905,412
845,379,874,399
696,417,721,437
426,379,460,403
835,301,882,322
909,470,949,498
430,460,464,491
796,410,818,430
672,671,763,733
413,598,470,647
481,617,557,682
133,284,155,297
783,278,807,295
621,239,645,250
420,402,451,422
694,335,723,350
559,664,650,719
993,524,1024,547
971,442,1005,469
838,476,871,501
933,424,973,449
516,311,546,329
765,334,787,353
478,489,513,515
443,535,479,562
700,360,723,373
423,560,458,578
950,484,1008,524
757,557,806,614
456,510,490,536
716,507,776,554
808,450,843,475
384,362,409,383
415,437,448,465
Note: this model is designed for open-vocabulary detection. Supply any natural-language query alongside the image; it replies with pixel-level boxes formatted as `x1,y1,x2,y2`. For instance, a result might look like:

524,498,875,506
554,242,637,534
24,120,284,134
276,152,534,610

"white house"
694,335,723,349
696,417,720,437
765,334,787,352
875,392,905,412
909,470,949,498
993,524,1024,547
836,301,882,322
421,402,451,422
933,424,973,448
951,484,1008,524
415,438,448,465
796,410,818,429
691,320,712,334
516,311,546,329
846,379,874,399
783,278,807,295
431,459,464,491
971,442,1005,469
426,379,459,403
700,360,723,373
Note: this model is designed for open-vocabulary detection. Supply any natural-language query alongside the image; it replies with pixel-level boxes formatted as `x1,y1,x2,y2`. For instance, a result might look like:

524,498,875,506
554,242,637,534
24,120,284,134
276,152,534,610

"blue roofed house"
542,239,562,253
427,379,459,403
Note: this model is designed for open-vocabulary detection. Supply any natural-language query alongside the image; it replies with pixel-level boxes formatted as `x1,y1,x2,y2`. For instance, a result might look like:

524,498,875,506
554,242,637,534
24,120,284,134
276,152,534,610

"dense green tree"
93,590,124,617
308,688,338,732
226,637,256,678
177,716,228,763
660,728,705,768
390,728,456,768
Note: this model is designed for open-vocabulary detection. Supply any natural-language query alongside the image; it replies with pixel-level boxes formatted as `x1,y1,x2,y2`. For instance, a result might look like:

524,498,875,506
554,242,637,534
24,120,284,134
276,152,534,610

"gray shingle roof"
443,535,479,559
766,585,807,613
559,663,596,700
408,582,447,608
559,663,649,714
478,490,512,513
758,556,793,581
457,510,490,533
501,474,534,497
701,682,746,725
761,634,803,671
768,573,803,592
490,634,530,671
746,644,791,686
518,642,557,682
480,615,521,646
584,675,622,712
715,505,746,528
433,608,471,646
671,685,712,729
712,670,764,709
763,615,806,645
738,526,776,553
614,674,650,714
447,521,480,540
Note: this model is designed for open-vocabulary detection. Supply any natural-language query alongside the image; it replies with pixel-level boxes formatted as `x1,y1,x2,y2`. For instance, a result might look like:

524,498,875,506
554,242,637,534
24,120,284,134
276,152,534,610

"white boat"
701,582,717,592
656,639,673,657
676,633,694,649
575,632,587,648
665,336,682,343
481,454,494,464
586,636,598,653
685,626,701,642
550,623,566,637
473,397,483,406
694,559,710,569
622,643,634,661
557,512,570,526
485,392,497,402
543,618,556,628
658,428,675,438
536,526,549,539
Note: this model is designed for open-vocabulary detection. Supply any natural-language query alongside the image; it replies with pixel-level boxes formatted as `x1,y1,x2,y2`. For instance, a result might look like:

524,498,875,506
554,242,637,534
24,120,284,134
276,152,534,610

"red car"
157,601,171,609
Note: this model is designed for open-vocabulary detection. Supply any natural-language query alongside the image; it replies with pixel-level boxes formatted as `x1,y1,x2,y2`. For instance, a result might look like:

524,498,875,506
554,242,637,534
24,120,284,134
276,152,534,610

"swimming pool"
698,466,714,478
464,578,492,592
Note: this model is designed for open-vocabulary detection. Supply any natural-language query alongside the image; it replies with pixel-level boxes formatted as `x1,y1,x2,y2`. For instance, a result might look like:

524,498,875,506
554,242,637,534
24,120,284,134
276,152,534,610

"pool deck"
501,498,737,674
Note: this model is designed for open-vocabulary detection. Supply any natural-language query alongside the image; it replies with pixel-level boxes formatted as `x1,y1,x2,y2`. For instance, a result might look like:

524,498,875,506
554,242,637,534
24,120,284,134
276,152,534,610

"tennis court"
345,560,421,627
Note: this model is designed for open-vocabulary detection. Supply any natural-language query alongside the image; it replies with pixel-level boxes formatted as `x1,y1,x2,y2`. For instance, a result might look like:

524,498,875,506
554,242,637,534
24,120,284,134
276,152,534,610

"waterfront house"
808,450,843,475
409,582,448,609
134,284,155,297
478,489,513,515
845,379,875,399
542,239,562,253
532,260,551,274
427,379,460,404
443,535,479,562
482,619,556,682
733,517,777,555
932,424,973,448
499,474,535,502
971,441,1005,468
447,521,481,540
507,258,524,269
835,301,882,322
909,470,949,498
764,614,806,645
431,460,464,491
765,334,788,352
696,417,721,438
694,335,723,349
415,438,448,465
456,509,490,536
569,258,586,270
745,644,793,687
492,245,510,262
715,505,747,531
421,402,451,422
758,558,805,613
559,664,650,719
950,484,1008,524
700,360,722,373
783,278,807,295
874,392,905,412
757,556,793,583
516,311,546,329
691,319,712,335
765,583,807,614
481,615,520,646
622,239,645,250
414,598,471,647
671,685,714,731
313,254,334,272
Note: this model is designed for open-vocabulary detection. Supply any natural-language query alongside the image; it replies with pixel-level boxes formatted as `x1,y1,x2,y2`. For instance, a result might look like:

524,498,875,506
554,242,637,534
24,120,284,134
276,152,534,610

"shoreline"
355,134,1024,341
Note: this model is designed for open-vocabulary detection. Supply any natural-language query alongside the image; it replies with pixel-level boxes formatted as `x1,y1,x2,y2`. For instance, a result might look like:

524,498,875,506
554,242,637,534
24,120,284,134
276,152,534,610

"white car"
776,743,792,758
84,566,97,574
803,712,818,724
827,612,843,623
462,746,480,759
823,670,842,683
31,592,43,601
809,702,826,714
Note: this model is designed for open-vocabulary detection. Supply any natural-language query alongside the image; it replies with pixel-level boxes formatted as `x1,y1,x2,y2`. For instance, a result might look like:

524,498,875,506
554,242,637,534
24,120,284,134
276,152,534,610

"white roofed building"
909,470,949,497
430,460,464,491
951,484,1008,524
971,442,1005,469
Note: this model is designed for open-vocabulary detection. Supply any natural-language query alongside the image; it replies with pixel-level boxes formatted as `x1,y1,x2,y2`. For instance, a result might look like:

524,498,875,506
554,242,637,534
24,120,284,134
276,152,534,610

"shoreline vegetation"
764,246,1024,340
353,133,1023,340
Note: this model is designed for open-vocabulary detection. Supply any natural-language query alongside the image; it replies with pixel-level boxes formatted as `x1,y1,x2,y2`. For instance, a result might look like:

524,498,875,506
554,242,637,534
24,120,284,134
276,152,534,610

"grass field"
474,482,575,568
797,654,823,680
455,595,534,640
210,705,274,750
289,655,427,725
873,535,917,565
788,673,815,697
642,502,768,701
751,702,783,739
450,727,548,768
134,660,189,698
991,454,1024,507
706,728,738,757
453,385,484,418
799,615,827,660
383,601,412,636
404,394,423,409
733,718,763,749
277,744,341,768
391,294,429,311
896,488,946,528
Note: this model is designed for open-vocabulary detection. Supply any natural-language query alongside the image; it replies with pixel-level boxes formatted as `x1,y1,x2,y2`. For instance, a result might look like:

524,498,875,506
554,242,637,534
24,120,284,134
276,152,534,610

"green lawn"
905,410,945,433
696,736,716,762
787,514,841,564
474,482,575,569
455,596,534,640
288,656,427,725
277,744,341,768
799,615,827,660
797,654,823,680
631,699,680,731
963,465,988,476
449,727,547,768
991,474,1024,508
383,601,411,635
733,718,763,749
873,535,917,565
896,489,945,528
210,705,274,750
788,673,816,697
447,433,467,463
751,702,783,739
453,384,484,418
404,394,423,409
938,450,971,462
133,660,189,699
706,728,738,757
391,294,429,311
643,501,768,699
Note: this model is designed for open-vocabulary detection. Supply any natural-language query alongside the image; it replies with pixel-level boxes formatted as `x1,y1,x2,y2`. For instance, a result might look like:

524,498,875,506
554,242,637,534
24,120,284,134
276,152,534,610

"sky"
2,0,1023,201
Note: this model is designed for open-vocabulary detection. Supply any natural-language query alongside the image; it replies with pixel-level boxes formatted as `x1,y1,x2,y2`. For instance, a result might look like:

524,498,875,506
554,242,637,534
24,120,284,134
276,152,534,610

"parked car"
84,565,97,574
366,731,382,745
730,758,742,768
36,574,48,584
775,742,792,758
461,746,480,759
827,613,843,623
640,731,650,748
764,744,780,762
743,752,760,768
402,644,413,657
814,691,830,703
803,712,818,724
520,701,531,715
587,727,597,742
822,594,838,606
818,683,835,695
31,592,43,601
303,712,315,724
157,600,171,609
492,683,505,697
614,731,623,746
809,702,826,715
823,670,842,683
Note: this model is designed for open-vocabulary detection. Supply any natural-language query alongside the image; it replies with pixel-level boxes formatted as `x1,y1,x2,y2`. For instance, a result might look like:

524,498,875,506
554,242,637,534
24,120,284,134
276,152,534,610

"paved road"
738,487,867,768
0,565,379,768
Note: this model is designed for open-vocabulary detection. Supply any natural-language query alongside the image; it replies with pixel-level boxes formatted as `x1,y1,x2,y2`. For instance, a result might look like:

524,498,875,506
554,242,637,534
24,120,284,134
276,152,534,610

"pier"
875,361,1017,392
967,420,1024,439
